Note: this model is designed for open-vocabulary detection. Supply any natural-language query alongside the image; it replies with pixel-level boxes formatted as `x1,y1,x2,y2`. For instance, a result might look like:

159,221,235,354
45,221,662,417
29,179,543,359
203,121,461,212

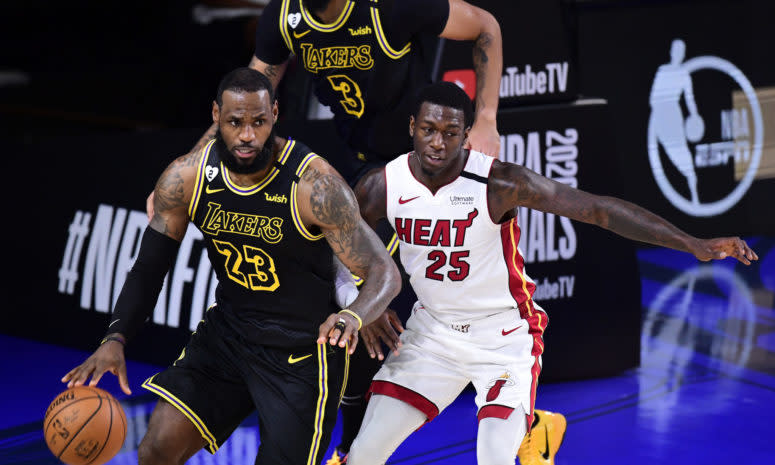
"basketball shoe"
325,447,348,465
517,409,567,465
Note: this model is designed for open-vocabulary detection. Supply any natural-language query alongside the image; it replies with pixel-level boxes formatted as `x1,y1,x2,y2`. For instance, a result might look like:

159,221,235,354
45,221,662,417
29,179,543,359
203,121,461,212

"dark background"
3,0,773,381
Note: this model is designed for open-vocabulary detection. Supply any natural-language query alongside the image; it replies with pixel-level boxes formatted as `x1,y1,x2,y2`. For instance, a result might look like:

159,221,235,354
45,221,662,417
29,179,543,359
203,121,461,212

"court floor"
2,237,773,464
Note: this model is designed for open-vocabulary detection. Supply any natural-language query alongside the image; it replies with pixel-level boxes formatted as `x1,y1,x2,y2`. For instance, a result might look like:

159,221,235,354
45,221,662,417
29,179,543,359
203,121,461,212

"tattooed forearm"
306,168,371,273
472,32,492,109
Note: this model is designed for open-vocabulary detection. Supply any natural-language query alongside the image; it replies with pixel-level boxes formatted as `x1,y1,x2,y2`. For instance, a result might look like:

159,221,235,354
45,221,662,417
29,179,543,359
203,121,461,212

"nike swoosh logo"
108,319,120,328
205,186,225,194
398,196,420,204
293,30,311,39
501,325,522,336
541,426,550,459
288,353,313,364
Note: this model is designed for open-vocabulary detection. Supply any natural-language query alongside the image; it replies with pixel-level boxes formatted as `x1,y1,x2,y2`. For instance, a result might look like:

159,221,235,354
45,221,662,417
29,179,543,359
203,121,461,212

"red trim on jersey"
500,219,535,306
477,404,514,422
368,380,440,422
517,299,549,433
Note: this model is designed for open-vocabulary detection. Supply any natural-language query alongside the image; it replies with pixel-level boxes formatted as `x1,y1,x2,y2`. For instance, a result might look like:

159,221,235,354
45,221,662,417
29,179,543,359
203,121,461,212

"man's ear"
212,101,219,124
409,115,415,137
272,100,279,122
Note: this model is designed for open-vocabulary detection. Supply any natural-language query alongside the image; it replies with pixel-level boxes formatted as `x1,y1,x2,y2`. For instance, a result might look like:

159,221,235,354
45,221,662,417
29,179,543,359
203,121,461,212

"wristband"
100,334,126,346
338,309,363,330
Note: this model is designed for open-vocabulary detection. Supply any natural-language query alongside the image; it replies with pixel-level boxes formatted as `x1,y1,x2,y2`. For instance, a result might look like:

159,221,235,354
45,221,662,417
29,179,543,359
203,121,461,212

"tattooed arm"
150,151,201,239
440,0,503,156
297,158,400,336
61,151,201,394
488,160,758,265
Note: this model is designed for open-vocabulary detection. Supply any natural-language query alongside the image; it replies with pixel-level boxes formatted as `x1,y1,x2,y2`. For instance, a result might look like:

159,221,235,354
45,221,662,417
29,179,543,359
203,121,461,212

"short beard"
214,127,275,175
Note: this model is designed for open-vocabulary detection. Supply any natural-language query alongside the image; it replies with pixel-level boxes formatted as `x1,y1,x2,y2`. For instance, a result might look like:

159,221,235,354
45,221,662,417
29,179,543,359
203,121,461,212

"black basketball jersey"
277,0,433,159
188,138,337,347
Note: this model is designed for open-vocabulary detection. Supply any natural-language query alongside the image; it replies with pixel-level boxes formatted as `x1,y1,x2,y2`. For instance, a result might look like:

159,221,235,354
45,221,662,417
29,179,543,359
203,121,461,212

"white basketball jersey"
385,151,536,323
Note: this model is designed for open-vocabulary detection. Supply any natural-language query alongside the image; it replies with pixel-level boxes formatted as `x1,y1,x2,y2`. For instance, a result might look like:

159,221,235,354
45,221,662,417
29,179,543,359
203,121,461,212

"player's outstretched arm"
441,0,503,156
488,160,758,264
297,159,401,353
62,152,200,394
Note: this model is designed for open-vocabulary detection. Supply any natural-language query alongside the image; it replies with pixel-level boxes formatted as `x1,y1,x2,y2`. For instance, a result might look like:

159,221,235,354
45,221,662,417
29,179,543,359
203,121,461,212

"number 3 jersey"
188,138,337,347
385,152,537,324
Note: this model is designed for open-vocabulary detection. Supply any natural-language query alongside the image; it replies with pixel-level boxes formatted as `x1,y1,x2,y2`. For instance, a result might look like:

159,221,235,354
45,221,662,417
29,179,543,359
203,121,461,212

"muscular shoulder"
353,167,387,224
298,157,359,229
154,150,203,214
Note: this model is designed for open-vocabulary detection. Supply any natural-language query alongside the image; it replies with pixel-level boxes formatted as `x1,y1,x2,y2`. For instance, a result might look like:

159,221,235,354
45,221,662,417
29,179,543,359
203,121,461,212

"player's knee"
137,432,189,465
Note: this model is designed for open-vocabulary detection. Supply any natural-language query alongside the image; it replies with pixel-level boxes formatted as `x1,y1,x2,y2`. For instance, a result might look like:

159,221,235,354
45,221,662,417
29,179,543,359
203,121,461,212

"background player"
62,68,400,465
346,82,758,465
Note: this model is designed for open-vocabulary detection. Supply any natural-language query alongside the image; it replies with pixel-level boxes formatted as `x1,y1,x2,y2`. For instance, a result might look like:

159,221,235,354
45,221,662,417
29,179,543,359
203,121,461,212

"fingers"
117,363,132,395
348,331,359,355
387,311,405,333
361,328,380,360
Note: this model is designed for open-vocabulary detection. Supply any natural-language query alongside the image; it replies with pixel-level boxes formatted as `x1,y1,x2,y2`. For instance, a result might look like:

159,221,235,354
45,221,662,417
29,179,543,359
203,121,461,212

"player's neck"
311,0,348,24
225,136,285,187
409,151,469,194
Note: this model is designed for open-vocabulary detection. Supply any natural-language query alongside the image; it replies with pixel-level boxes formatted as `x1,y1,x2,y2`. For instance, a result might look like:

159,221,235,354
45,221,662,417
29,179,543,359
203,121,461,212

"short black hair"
413,82,474,128
216,67,275,106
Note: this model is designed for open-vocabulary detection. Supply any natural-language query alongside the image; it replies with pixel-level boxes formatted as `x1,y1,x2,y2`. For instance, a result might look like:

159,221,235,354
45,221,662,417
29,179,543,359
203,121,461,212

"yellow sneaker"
517,409,567,465
325,448,348,465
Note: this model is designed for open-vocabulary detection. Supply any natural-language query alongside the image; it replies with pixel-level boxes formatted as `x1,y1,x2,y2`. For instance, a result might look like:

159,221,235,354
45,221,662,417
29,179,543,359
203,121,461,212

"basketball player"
61,67,401,465
345,82,758,465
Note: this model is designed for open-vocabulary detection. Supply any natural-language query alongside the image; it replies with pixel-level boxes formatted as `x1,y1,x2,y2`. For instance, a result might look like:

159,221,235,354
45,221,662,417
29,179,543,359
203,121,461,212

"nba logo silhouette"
647,39,763,217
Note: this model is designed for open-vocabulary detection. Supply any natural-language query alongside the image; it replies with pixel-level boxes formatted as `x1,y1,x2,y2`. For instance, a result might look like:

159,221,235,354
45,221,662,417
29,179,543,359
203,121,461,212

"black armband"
106,226,180,343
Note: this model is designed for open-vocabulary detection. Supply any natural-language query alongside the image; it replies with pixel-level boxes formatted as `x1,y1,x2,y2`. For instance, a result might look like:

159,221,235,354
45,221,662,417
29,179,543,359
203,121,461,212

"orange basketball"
43,386,127,465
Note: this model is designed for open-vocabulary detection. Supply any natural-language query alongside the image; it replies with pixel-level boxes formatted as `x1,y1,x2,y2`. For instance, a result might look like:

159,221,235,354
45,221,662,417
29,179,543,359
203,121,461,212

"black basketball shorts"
142,306,349,464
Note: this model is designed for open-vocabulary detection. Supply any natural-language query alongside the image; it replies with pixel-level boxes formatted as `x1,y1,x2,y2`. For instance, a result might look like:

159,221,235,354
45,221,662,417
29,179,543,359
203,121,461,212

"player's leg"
476,405,528,465
329,230,416,464
139,306,256,464
246,343,349,465
347,394,427,465
137,400,207,465
330,343,382,463
348,306,469,464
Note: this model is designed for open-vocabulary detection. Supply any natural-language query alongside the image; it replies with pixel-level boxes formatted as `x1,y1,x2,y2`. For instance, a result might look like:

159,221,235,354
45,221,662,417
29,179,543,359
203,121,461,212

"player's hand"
691,237,758,265
360,308,404,361
317,312,360,354
465,116,500,157
146,191,155,221
61,340,132,395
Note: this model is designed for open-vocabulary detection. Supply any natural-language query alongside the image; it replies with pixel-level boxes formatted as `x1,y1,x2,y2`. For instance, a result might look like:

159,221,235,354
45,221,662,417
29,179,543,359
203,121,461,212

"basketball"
43,386,127,465
685,113,705,143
